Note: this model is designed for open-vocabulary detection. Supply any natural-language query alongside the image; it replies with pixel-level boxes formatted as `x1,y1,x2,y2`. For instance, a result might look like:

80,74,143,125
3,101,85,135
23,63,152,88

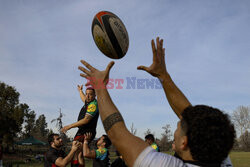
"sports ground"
3,151,250,167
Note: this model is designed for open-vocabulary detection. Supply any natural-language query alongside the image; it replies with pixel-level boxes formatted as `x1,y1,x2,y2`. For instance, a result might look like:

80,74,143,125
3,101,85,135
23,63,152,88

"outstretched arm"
61,114,93,133
78,61,148,167
83,133,96,159
78,85,86,103
137,37,191,118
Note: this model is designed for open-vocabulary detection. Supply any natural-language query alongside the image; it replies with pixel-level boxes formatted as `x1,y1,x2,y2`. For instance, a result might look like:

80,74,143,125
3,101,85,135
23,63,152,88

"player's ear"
181,136,188,150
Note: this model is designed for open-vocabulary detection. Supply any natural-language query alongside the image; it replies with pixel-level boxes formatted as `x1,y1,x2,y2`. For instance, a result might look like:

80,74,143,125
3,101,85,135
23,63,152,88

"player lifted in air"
61,85,99,166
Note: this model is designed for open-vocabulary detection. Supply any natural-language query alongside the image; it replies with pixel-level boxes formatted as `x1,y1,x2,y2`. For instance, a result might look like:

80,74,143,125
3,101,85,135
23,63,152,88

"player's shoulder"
90,99,98,105
87,99,98,113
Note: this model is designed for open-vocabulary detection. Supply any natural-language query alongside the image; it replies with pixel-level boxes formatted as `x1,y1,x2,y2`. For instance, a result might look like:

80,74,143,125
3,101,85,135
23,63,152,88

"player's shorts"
74,131,96,142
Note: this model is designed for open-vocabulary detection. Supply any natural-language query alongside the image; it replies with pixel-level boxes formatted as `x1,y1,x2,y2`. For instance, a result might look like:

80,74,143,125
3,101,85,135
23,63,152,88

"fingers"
78,66,91,76
137,65,150,72
80,73,88,79
162,48,166,61
61,127,66,133
106,61,115,73
80,60,97,71
156,37,163,57
151,39,156,61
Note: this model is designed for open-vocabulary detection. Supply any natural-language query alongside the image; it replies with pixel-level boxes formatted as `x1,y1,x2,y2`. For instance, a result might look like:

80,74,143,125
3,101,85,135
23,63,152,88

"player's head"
48,133,63,148
85,87,96,102
97,135,111,148
174,105,235,164
145,134,155,145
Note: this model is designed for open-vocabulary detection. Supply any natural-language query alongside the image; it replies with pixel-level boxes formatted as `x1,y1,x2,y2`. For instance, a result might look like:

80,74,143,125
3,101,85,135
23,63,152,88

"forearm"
160,73,191,118
83,142,92,158
56,149,76,166
79,90,86,102
69,119,89,129
96,89,148,167
78,151,84,166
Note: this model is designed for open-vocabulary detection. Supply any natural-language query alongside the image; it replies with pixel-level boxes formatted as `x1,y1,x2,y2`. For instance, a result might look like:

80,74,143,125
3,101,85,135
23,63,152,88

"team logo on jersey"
151,144,157,150
87,104,96,112
97,148,106,154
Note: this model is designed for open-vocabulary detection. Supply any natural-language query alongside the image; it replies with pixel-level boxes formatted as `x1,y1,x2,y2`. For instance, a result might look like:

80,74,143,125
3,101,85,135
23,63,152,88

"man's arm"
83,133,96,159
78,85,86,103
77,151,85,166
78,61,148,167
61,114,93,133
137,37,191,118
55,141,81,167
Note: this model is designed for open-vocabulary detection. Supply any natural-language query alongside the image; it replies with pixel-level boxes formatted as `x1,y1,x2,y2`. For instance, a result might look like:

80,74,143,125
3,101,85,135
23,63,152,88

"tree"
232,106,250,136
144,129,154,136
23,110,36,138
51,109,70,144
33,114,49,142
160,124,172,151
130,123,137,135
51,108,64,131
0,82,27,147
239,130,250,151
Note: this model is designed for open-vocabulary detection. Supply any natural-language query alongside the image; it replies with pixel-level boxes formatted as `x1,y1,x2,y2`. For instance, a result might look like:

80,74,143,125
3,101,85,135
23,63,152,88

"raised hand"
77,85,83,92
61,125,71,134
78,60,114,89
84,132,92,142
137,37,168,80
72,141,82,151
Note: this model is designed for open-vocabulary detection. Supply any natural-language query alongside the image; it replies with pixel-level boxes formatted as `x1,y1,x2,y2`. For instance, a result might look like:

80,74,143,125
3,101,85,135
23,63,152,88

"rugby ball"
91,11,129,59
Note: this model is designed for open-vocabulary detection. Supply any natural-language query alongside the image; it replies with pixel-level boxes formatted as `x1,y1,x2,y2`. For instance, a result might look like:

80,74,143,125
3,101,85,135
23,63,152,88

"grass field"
3,151,250,167
230,152,250,167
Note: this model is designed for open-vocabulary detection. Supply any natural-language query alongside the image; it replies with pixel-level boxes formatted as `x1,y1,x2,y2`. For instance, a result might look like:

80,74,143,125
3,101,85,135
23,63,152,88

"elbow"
84,153,92,159
60,160,68,167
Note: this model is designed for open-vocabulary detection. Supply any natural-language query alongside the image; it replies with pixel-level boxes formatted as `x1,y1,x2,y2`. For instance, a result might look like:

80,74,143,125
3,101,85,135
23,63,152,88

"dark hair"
86,87,95,94
48,133,59,145
145,134,155,142
102,135,111,148
181,105,235,163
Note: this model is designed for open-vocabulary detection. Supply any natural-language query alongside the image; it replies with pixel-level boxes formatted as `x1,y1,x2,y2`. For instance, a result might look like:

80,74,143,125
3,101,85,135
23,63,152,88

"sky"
1,0,250,139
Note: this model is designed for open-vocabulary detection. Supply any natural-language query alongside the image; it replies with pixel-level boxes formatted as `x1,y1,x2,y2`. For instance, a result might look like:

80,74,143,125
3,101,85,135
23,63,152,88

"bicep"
82,114,93,123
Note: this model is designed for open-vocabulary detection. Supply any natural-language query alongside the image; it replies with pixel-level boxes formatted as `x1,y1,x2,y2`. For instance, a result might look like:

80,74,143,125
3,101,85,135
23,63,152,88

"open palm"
137,37,167,80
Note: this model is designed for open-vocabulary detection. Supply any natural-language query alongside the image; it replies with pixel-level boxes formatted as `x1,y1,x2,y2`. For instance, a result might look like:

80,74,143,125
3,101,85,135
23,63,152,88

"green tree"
23,110,36,138
33,114,49,141
0,82,27,148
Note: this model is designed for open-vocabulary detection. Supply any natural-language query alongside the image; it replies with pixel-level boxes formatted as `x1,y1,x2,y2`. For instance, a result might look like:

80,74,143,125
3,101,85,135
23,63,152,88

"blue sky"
1,0,250,139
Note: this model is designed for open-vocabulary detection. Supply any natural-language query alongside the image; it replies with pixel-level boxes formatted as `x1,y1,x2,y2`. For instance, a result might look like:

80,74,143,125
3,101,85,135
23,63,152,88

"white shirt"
133,146,233,167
